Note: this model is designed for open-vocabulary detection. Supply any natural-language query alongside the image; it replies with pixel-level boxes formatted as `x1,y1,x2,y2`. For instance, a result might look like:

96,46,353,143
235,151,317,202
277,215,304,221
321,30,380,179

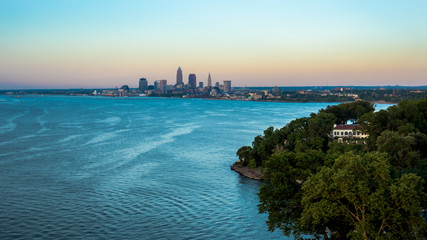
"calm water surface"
0,96,391,239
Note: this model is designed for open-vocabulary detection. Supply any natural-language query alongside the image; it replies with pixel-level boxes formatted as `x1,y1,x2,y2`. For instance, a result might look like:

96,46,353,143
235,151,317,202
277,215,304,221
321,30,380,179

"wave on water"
105,124,201,170
35,109,49,134
0,111,28,135
86,129,129,145
236,129,264,134
97,117,121,125
58,134,83,143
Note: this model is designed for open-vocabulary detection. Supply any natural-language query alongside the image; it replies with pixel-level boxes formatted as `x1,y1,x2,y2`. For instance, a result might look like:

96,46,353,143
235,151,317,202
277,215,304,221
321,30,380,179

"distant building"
162,84,171,94
176,67,183,85
159,80,167,92
199,82,204,88
215,82,220,88
120,85,130,91
250,93,263,101
154,80,160,91
273,86,279,94
102,90,116,96
139,78,148,92
207,73,212,87
188,74,196,89
223,80,231,92
210,88,218,96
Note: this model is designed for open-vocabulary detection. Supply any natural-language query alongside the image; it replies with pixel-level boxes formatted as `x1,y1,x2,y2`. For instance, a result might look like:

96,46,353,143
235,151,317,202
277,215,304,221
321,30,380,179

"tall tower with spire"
176,67,183,85
207,73,212,87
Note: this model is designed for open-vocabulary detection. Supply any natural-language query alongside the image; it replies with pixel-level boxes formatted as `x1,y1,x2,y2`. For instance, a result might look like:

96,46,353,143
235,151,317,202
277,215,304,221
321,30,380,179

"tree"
301,152,427,239
376,130,420,170
258,151,306,236
236,145,253,166
236,99,427,239
322,101,374,125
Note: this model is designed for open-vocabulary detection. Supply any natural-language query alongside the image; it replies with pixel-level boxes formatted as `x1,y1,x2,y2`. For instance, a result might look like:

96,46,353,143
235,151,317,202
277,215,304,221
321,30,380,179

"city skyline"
0,0,426,89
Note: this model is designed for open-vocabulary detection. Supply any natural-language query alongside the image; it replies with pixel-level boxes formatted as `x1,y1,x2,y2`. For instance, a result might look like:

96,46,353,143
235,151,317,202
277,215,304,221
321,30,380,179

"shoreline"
371,100,396,104
1,94,399,104
230,163,263,180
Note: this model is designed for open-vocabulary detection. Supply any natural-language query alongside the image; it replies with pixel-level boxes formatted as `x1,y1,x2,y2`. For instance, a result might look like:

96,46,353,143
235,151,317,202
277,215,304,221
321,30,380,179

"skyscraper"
176,67,183,85
188,74,196,89
139,78,148,92
159,79,168,94
224,80,231,92
159,79,167,90
207,73,212,87
154,80,160,91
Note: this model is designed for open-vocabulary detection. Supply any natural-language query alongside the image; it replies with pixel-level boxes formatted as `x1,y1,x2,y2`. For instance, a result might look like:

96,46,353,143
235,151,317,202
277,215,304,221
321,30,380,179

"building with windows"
207,73,212,87
176,67,183,85
223,80,231,92
154,80,160,91
188,74,196,89
331,124,368,143
139,78,148,92
159,80,167,89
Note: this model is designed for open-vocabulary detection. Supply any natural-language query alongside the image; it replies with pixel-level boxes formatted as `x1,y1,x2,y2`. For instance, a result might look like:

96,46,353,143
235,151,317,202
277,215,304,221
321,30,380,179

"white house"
331,124,368,143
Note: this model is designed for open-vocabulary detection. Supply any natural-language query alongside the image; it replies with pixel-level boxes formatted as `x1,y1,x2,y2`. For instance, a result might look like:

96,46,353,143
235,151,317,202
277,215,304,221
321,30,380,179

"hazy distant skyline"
1,0,426,89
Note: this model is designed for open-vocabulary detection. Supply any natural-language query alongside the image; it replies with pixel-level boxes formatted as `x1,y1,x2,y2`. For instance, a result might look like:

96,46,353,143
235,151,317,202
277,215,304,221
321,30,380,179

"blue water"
0,96,392,239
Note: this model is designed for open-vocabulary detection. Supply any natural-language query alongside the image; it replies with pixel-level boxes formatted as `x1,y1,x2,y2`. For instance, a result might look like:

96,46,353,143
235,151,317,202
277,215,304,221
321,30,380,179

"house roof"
334,124,362,130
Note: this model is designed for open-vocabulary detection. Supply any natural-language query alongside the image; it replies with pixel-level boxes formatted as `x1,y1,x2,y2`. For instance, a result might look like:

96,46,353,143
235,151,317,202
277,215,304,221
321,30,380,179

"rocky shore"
230,163,263,180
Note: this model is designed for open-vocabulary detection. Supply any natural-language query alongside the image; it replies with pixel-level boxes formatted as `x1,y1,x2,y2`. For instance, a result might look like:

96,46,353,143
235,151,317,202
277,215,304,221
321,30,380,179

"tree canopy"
236,99,427,239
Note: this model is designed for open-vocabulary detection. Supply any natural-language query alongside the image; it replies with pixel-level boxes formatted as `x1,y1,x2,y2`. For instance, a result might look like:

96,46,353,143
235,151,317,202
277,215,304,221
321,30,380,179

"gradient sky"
0,0,426,89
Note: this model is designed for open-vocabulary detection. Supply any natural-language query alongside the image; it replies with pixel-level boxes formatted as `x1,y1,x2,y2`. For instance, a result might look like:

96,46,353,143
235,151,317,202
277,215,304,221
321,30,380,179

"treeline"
279,91,354,102
276,89,427,103
353,89,427,102
236,99,427,239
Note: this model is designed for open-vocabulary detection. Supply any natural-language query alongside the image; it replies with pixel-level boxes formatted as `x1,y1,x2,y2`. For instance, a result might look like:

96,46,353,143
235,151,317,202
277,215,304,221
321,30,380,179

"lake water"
0,96,392,239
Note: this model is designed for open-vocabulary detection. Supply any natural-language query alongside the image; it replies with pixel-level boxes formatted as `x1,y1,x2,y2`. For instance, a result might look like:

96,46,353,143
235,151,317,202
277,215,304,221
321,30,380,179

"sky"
0,0,426,89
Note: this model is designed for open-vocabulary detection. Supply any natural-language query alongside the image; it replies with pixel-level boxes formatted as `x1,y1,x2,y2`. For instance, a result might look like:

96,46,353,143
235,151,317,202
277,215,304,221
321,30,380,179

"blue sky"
0,0,426,88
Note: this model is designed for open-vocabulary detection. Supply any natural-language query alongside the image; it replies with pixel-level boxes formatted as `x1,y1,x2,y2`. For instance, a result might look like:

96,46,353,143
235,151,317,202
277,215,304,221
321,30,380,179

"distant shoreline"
0,94,399,105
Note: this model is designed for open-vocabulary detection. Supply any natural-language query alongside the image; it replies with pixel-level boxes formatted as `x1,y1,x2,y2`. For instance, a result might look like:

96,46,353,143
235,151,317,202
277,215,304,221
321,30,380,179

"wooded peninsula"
234,99,427,239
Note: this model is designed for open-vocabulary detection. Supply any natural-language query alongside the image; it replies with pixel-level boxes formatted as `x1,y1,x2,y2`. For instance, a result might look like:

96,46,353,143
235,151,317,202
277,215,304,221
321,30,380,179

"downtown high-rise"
207,73,212,88
224,80,231,92
188,74,196,89
139,78,148,92
176,67,183,85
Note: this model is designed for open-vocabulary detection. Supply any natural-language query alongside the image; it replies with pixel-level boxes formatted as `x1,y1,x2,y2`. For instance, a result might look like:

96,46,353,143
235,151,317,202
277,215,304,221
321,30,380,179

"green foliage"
360,99,427,149
236,145,253,166
360,99,427,190
322,101,374,124
376,130,420,170
248,159,256,169
301,152,427,239
236,99,427,239
258,151,305,235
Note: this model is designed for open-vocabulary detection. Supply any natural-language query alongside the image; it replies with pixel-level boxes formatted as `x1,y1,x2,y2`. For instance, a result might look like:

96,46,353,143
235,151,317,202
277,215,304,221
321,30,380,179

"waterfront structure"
207,73,212,87
176,67,183,85
139,78,148,92
199,82,203,88
189,74,196,89
223,81,231,92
